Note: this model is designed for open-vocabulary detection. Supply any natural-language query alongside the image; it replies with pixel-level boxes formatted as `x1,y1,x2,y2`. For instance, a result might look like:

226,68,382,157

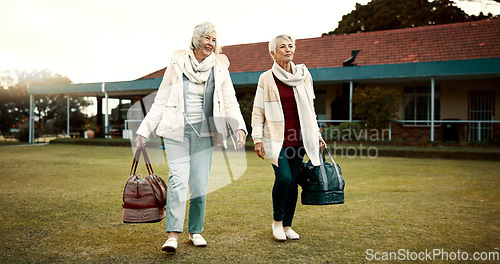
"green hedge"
50,138,499,160
50,138,131,147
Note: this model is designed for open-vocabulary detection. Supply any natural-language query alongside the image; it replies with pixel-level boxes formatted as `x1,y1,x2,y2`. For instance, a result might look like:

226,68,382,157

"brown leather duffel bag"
122,147,167,223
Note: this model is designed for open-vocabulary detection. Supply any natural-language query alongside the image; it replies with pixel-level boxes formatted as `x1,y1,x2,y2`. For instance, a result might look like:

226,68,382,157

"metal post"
388,121,392,141
349,81,353,123
29,93,34,144
67,94,70,138
430,77,435,142
102,83,109,138
477,121,481,142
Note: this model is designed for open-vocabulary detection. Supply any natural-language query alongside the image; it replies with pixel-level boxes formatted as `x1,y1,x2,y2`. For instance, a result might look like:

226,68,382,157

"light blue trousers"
164,123,214,234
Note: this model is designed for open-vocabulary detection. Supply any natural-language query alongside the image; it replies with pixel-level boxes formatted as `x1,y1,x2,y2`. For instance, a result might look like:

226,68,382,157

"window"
403,86,440,126
468,90,495,142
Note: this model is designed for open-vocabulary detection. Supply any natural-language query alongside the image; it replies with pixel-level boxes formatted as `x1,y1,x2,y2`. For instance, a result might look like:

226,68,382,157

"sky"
1,0,500,85
1,0,499,115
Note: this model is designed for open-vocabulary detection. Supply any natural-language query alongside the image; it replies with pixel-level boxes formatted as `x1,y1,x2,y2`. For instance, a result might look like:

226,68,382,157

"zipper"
226,121,237,150
183,112,201,138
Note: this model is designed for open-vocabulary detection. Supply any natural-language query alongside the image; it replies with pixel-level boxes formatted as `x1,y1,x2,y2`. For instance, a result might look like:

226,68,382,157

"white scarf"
271,61,307,87
272,60,320,166
183,49,216,84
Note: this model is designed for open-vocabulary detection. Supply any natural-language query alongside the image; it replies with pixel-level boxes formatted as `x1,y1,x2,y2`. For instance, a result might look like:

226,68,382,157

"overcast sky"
1,0,499,85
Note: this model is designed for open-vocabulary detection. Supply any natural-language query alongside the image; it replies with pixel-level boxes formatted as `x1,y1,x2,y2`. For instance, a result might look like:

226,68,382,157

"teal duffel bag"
298,148,345,205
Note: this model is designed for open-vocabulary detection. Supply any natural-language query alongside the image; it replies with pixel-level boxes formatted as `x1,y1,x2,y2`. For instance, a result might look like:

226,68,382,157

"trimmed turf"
0,144,498,263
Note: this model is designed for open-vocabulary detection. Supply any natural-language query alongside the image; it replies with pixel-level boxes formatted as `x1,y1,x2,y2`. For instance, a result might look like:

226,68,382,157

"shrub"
353,86,398,129
322,122,362,141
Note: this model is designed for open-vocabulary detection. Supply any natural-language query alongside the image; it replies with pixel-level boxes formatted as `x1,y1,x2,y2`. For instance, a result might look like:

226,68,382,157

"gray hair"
268,34,295,54
190,21,220,54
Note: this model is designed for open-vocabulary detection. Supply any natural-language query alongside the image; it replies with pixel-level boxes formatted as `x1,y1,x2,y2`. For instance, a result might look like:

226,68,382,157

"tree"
323,0,497,35
0,69,91,140
352,86,398,130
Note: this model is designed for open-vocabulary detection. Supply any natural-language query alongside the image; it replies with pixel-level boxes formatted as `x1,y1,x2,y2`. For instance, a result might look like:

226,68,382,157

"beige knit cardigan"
251,69,321,166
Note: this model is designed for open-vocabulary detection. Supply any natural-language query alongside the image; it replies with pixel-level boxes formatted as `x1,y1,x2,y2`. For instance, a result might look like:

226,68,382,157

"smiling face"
271,38,295,65
193,31,217,62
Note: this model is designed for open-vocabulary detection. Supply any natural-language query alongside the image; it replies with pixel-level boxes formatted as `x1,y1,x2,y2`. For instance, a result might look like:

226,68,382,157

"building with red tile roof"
227,18,499,72
140,19,499,77
29,19,500,143
134,19,499,143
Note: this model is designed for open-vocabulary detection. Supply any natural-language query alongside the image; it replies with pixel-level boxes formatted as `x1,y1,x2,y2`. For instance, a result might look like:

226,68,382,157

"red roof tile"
139,67,166,79
139,19,500,79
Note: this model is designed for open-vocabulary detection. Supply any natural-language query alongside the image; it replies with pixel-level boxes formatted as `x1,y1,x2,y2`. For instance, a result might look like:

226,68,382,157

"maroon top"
273,74,302,146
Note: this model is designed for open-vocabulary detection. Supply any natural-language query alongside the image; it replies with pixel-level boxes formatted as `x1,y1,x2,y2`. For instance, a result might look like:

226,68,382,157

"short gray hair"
190,21,220,54
268,34,295,54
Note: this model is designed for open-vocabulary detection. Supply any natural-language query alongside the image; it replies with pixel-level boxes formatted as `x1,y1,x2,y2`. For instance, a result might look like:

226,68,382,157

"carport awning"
308,57,500,83
28,57,499,96
28,78,162,97
25,57,499,144
230,57,500,85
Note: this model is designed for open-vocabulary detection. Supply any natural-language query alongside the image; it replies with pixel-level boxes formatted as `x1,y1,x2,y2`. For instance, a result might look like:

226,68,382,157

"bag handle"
128,147,166,206
130,97,154,176
318,149,329,191
140,148,152,173
322,147,339,168
319,147,344,190
129,147,154,176
130,147,141,176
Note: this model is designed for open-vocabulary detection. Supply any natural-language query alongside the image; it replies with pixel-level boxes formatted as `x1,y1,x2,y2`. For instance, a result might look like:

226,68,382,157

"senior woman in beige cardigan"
252,34,326,241
136,22,247,252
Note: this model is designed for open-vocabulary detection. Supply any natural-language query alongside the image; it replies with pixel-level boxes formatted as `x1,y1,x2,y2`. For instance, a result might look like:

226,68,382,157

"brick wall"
390,122,499,143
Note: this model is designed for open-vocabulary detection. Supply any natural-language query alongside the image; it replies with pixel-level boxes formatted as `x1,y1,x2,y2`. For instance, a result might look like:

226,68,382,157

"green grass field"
0,144,499,263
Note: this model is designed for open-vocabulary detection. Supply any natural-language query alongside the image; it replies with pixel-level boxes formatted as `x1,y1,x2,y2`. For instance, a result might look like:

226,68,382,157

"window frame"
403,86,440,126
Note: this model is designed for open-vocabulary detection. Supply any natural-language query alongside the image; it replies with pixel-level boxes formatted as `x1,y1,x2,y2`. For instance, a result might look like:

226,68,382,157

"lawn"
0,144,499,263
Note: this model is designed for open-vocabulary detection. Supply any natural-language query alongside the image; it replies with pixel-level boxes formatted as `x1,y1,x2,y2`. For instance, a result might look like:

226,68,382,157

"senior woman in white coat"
135,22,247,253
252,34,325,241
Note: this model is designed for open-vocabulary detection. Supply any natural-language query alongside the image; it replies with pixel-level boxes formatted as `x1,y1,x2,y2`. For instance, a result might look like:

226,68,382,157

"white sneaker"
162,237,178,253
285,228,300,240
189,234,207,247
272,222,286,241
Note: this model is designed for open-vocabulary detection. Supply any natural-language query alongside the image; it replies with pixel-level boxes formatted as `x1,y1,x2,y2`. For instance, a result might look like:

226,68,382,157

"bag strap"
130,97,153,176
130,147,141,175
322,147,344,190
129,147,154,176
323,148,336,165
129,147,166,206
141,147,154,175
319,149,329,191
